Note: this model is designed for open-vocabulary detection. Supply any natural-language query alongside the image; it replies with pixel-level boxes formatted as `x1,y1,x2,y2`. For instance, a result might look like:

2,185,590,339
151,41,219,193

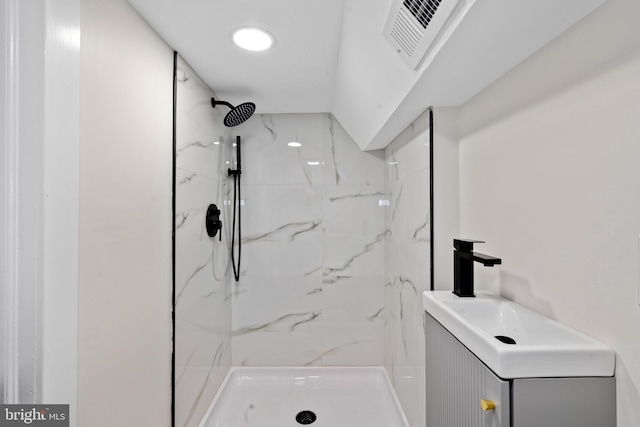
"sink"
423,291,615,379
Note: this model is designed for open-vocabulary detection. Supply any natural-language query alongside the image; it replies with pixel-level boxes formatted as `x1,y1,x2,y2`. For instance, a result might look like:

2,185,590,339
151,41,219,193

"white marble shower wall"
230,114,387,367
384,111,431,427
174,65,422,422
174,55,234,427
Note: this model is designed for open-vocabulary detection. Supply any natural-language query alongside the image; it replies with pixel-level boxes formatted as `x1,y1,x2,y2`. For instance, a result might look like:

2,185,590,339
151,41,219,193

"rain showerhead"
211,98,256,127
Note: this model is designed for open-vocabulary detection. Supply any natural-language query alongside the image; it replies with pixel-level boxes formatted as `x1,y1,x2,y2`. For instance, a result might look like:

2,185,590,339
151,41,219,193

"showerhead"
211,98,256,127
224,102,255,127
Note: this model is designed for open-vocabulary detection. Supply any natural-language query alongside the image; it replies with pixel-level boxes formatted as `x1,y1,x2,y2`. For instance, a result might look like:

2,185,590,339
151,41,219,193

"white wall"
458,0,640,425
231,114,386,367
174,56,233,427
78,0,173,425
432,108,460,291
1,0,80,415
1,0,46,404
42,0,80,416
384,111,431,427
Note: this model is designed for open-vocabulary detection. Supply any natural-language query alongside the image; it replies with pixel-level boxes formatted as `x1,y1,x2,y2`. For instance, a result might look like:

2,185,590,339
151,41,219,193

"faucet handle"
453,238,485,252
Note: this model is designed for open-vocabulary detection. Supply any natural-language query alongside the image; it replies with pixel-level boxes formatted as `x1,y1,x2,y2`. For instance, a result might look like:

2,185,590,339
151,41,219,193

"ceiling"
127,0,607,151
126,0,346,113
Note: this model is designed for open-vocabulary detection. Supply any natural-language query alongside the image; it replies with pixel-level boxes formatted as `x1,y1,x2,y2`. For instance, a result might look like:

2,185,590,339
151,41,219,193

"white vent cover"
384,0,462,70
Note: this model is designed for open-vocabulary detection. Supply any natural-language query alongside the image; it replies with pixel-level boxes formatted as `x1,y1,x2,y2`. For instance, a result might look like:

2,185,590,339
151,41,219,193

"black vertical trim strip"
171,50,178,427
429,107,434,291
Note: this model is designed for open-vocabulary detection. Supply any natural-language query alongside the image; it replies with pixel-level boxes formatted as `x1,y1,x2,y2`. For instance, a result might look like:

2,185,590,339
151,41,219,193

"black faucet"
453,239,501,297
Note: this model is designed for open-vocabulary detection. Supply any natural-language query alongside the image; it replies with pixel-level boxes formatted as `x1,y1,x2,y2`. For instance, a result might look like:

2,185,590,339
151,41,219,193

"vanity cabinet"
425,313,616,427
426,312,509,427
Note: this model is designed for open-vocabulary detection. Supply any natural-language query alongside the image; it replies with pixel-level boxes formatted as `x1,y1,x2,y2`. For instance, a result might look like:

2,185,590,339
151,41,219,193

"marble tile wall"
384,110,431,427
230,114,387,367
174,63,424,425
174,56,234,427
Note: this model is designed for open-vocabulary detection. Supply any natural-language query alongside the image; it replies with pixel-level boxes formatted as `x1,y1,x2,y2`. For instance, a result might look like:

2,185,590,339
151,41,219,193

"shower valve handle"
206,204,222,241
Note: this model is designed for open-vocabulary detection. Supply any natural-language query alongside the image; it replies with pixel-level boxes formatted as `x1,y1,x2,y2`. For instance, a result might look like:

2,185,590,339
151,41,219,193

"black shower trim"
171,50,178,427
429,107,434,291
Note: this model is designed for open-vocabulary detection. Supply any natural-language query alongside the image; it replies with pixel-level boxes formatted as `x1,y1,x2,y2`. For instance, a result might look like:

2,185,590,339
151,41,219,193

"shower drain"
295,410,317,425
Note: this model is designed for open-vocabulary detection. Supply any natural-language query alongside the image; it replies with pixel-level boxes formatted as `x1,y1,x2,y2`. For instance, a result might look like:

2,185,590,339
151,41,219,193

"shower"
211,98,255,127
211,98,255,282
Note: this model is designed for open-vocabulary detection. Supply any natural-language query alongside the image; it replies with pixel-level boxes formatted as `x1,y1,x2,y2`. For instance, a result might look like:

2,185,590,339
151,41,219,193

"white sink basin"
423,291,615,379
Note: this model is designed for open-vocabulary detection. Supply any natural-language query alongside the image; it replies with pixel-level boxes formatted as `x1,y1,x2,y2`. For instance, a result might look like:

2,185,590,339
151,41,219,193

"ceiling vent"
384,0,465,70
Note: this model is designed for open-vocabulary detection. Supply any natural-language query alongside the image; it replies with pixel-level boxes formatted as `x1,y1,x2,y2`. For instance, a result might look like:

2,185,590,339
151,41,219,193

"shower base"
198,367,410,427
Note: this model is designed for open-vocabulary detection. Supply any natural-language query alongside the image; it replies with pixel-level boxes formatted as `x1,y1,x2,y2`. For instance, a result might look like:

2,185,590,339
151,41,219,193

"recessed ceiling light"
232,27,275,52
288,142,302,147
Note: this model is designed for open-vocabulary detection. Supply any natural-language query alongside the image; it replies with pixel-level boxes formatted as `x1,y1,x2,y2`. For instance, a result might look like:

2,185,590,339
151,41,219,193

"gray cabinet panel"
512,377,616,427
426,313,510,427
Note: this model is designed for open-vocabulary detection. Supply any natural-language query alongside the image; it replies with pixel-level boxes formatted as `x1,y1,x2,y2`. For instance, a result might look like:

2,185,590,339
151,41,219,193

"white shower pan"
198,367,410,427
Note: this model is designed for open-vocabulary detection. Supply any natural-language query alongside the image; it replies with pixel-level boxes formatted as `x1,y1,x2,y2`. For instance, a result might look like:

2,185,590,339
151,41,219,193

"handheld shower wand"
228,135,242,282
